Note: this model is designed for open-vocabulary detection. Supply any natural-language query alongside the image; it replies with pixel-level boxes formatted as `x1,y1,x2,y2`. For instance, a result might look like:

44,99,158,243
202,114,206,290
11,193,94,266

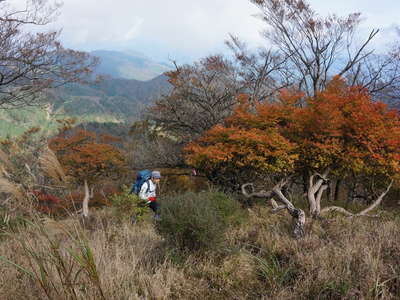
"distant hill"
91,50,171,81
0,51,172,138
0,75,171,138
47,74,171,121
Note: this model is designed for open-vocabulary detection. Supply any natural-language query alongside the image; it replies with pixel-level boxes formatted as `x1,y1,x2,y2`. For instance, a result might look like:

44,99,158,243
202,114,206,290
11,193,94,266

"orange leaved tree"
294,78,400,217
49,129,125,217
186,93,307,237
186,77,400,236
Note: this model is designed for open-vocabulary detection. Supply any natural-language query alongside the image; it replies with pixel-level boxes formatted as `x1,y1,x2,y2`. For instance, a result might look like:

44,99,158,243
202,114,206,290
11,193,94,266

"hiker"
130,170,162,220
137,170,161,219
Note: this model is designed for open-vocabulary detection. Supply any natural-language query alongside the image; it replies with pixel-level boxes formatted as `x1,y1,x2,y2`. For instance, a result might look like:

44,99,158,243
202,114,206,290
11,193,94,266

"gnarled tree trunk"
307,169,330,217
242,178,305,238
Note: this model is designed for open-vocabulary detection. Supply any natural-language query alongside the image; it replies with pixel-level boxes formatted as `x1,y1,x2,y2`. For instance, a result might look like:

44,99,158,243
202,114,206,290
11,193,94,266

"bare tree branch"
227,0,400,100
321,180,393,217
242,178,305,238
147,55,244,140
0,0,98,109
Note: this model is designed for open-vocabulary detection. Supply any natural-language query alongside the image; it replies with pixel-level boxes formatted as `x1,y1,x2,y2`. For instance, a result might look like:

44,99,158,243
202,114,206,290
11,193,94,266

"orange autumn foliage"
297,77,400,178
186,94,299,176
49,130,126,185
186,77,400,184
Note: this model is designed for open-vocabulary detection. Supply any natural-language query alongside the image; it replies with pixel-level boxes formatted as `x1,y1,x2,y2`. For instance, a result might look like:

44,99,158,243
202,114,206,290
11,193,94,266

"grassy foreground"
0,193,399,299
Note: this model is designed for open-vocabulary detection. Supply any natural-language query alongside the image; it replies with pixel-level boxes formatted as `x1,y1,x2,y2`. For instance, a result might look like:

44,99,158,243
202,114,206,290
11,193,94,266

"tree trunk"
242,178,306,238
334,179,342,202
82,180,90,218
272,186,306,238
327,181,333,202
307,169,329,217
315,184,328,215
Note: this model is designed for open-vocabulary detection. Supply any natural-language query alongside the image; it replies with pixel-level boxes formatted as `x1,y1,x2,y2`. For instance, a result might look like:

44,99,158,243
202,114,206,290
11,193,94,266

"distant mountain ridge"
0,50,172,138
91,50,171,81
48,74,171,121
48,50,173,122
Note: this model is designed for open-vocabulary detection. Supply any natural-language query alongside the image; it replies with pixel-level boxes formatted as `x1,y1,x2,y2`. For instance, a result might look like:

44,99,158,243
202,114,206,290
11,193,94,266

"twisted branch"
242,178,305,238
321,181,393,217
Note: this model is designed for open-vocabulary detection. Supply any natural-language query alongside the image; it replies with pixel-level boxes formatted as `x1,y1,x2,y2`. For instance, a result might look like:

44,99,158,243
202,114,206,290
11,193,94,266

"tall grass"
0,177,26,202
39,147,69,185
0,192,399,299
0,211,193,299
1,219,106,300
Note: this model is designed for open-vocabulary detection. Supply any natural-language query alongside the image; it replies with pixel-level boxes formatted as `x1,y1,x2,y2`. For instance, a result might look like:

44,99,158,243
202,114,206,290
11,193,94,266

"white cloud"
123,19,144,41
11,0,400,62
49,0,266,62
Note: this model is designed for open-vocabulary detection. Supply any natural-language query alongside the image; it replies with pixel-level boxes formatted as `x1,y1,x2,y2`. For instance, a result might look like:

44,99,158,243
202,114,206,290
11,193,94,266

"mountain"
91,50,171,81
0,51,172,138
48,74,171,120
0,75,171,138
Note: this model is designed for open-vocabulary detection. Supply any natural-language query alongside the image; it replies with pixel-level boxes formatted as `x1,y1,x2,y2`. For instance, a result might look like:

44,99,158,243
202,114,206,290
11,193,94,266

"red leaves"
186,77,400,181
185,95,298,175
32,190,64,214
300,77,400,176
49,130,126,185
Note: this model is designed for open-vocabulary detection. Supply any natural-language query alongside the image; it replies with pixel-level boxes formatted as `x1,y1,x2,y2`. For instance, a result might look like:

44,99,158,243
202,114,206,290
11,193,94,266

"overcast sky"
41,0,400,63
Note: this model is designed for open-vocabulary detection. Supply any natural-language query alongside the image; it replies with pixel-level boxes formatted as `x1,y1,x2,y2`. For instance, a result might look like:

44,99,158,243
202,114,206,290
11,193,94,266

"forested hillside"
0,74,170,138
49,74,170,119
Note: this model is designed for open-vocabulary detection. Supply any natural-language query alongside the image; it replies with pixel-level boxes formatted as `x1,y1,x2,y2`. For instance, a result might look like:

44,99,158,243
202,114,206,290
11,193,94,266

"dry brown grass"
1,204,400,299
0,148,13,172
0,176,26,203
39,147,69,184
222,207,400,299
0,211,205,299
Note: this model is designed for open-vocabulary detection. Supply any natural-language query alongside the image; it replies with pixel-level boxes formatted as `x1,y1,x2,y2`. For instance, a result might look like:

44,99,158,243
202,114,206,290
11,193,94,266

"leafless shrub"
127,120,184,168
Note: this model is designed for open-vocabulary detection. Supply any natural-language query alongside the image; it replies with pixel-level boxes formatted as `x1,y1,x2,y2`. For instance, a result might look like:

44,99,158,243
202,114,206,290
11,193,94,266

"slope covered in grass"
1,191,399,299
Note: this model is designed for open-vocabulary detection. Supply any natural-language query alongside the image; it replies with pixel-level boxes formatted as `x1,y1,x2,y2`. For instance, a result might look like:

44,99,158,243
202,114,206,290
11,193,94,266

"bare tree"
242,175,393,238
372,28,400,106
127,120,184,169
229,0,400,98
0,0,98,109
226,35,294,101
147,55,245,141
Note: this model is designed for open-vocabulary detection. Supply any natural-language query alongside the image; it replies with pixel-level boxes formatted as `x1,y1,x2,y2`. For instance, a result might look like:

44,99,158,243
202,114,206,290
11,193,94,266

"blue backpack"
130,170,152,195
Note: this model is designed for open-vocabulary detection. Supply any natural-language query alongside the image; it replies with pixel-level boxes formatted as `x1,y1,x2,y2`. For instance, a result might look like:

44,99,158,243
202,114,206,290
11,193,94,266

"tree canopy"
186,77,400,216
49,129,126,186
187,77,400,180
227,0,400,100
148,55,243,141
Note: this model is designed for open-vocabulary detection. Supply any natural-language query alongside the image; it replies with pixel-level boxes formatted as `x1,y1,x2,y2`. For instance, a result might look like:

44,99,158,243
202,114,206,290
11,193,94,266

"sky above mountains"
26,0,400,63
